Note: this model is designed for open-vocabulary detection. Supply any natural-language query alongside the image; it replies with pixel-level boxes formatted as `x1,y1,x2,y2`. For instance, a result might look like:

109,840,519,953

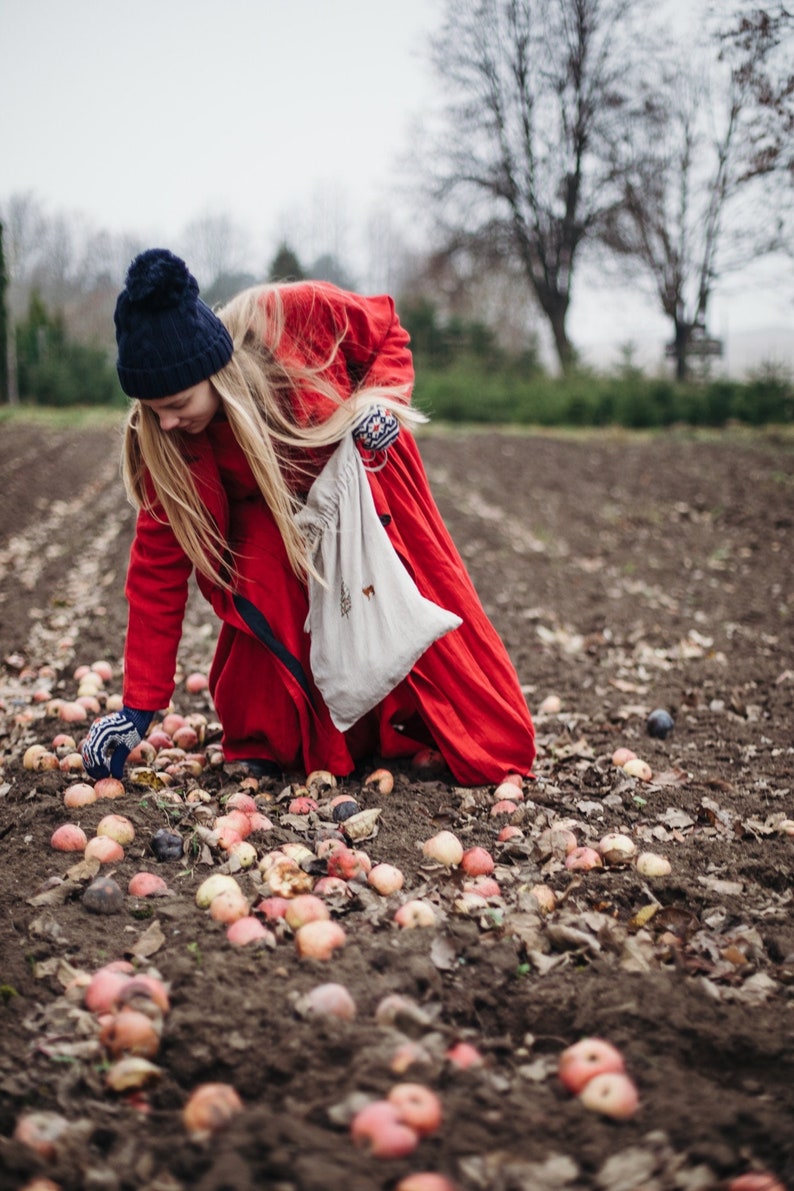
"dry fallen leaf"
125,919,166,959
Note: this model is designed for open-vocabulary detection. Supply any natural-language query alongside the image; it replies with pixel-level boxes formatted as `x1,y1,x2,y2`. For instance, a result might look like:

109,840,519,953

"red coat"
123,282,535,784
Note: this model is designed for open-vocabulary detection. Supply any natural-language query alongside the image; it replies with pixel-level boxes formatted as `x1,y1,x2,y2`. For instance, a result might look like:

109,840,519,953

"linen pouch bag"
295,433,462,731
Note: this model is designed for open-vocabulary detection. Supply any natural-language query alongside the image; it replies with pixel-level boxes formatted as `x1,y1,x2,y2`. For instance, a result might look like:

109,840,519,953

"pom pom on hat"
115,248,233,399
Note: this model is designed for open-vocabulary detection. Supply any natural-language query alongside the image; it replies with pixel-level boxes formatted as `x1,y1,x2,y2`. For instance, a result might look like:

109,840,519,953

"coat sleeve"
122,503,193,711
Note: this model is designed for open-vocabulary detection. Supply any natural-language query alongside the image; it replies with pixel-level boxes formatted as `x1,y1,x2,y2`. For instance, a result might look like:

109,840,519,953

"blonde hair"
122,282,426,587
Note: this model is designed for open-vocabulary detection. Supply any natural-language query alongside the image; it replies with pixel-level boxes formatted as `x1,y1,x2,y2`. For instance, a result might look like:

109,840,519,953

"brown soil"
0,419,792,1191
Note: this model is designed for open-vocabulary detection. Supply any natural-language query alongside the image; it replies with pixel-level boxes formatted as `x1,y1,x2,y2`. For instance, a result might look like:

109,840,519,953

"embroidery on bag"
340,579,352,618
362,585,375,599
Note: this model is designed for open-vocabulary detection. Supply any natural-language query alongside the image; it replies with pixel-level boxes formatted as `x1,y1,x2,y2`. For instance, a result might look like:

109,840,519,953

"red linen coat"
123,282,535,784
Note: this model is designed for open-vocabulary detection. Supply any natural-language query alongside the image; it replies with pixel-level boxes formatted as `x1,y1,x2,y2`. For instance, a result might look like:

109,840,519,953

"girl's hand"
80,708,154,779
352,405,400,452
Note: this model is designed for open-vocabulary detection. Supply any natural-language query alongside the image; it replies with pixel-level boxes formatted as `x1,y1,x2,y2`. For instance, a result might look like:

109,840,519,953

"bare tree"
179,212,251,292
423,0,651,372
717,2,793,179
600,48,786,380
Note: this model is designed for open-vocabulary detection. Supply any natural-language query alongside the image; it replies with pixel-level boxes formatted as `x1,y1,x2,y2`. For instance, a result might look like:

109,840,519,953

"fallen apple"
63,782,98,809
284,894,330,930
85,835,125,864
195,873,241,909
394,900,437,928
226,916,273,947
461,846,495,877
622,757,653,781
99,1008,160,1059
564,846,603,871
351,1099,419,1159
368,863,405,895
97,814,136,845
295,919,346,959
635,851,672,877
558,1037,625,1094
208,889,250,924
84,963,134,1014
51,823,88,852
294,981,357,1020
12,1110,70,1160
182,1082,243,1140
388,1082,443,1136
446,1041,484,1069
421,830,463,866
395,1175,460,1191
578,1070,639,1119
597,832,637,866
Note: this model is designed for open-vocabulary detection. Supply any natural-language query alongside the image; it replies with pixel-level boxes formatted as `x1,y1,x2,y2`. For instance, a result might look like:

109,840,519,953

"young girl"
81,248,535,786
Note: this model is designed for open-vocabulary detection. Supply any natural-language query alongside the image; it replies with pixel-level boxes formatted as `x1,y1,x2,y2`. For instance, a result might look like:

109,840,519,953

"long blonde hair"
122,282,426,587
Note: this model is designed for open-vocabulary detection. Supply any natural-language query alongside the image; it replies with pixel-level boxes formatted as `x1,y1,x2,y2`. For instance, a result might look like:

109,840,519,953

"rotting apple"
364,767,394,795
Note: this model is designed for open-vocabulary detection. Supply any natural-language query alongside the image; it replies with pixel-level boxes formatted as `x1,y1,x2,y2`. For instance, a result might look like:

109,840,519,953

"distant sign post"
665,332,724,360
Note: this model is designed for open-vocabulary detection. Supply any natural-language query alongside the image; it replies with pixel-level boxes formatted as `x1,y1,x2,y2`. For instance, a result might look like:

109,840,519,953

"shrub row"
413,362,794,428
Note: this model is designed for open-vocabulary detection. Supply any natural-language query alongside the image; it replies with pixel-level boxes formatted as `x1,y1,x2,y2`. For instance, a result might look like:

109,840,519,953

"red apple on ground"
578,1071,639,1119
558,1037,625,1094
351,1100,419,1158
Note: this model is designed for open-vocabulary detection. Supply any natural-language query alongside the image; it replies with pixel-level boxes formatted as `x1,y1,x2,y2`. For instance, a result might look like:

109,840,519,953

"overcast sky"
2,0,791,371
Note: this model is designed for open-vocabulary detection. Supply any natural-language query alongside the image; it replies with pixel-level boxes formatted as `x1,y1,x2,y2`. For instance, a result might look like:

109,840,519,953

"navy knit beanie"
114,248,234,399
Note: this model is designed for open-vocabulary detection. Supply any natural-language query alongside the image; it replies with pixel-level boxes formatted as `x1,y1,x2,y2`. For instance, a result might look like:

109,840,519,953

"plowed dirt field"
1,419,792,1191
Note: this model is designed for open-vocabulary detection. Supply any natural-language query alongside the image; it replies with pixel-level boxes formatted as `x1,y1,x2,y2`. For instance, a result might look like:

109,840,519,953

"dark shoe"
235,758,282,778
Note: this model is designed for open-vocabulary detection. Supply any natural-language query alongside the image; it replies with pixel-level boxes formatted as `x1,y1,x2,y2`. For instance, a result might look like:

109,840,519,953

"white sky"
1,0,792,372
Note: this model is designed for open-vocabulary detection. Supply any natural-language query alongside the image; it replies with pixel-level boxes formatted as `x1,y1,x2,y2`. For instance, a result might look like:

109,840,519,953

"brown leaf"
651,768,691,787
125,919,165,959
429,934,458,971
653,906,699,937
